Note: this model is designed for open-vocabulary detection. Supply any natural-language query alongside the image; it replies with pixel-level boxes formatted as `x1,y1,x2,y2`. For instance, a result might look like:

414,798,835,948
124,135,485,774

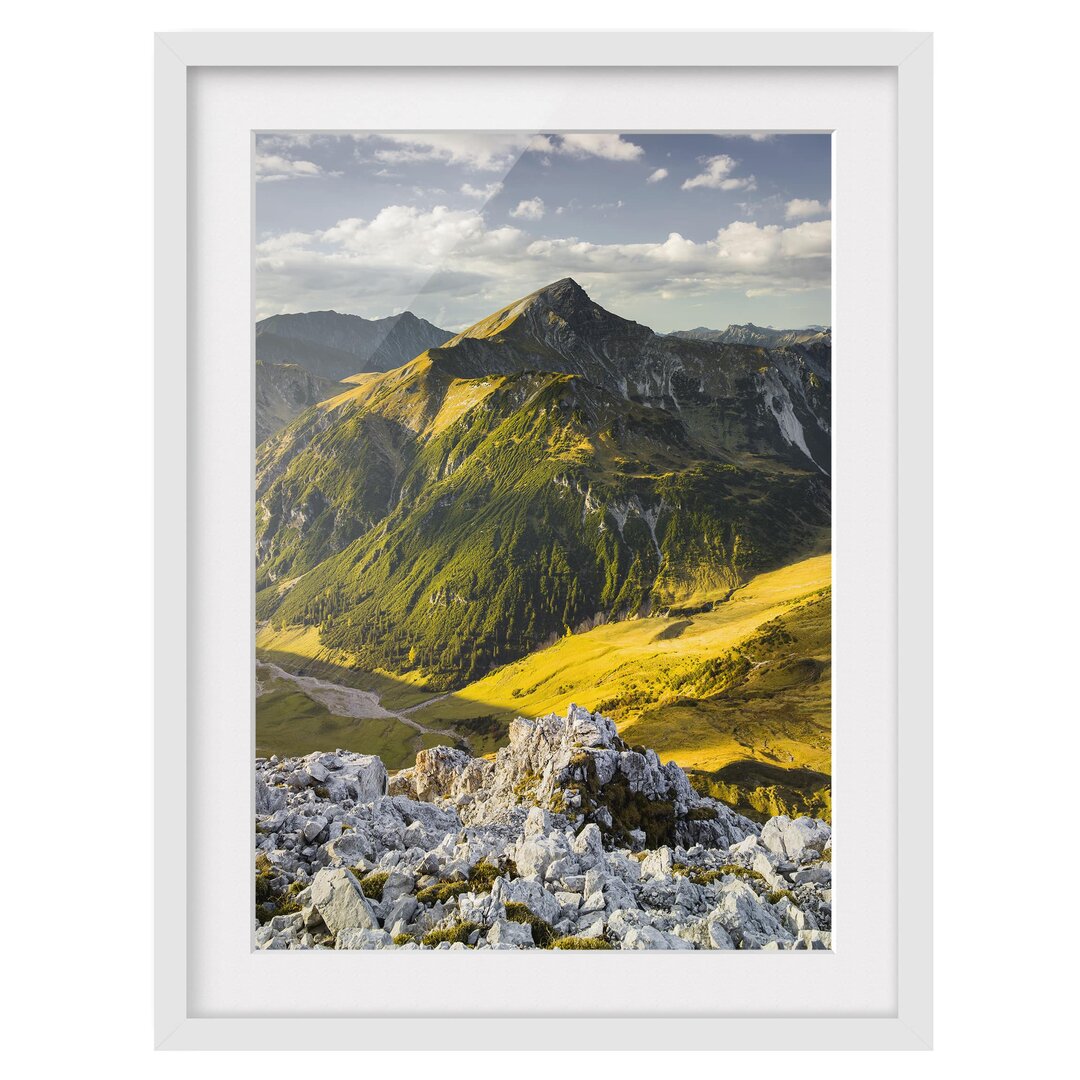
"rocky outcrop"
254,707,832,951
392,705,755,851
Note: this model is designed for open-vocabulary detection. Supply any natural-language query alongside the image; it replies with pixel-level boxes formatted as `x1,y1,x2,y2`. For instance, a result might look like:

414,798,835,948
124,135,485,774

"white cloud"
681,155,757,192
257,133,316,152
255,153,336,184
461,181,504,201
356,133,535,172
646,168,669,184
510,197,546,220
785,198,831,220
256,206,830,322
352,132,645,172
552,133,644,161
317,205,524,262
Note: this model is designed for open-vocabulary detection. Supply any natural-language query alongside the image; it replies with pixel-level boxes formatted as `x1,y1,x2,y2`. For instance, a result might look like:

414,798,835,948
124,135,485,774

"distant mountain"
256,310,452,382
255,362,348,445
669,323,832,349
255,279,831,691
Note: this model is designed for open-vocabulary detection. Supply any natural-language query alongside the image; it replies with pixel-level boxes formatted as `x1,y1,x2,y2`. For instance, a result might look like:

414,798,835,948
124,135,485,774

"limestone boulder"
310,867,379,935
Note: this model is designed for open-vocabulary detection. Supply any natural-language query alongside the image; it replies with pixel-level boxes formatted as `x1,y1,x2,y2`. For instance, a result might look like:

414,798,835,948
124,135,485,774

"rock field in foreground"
254,706,832,950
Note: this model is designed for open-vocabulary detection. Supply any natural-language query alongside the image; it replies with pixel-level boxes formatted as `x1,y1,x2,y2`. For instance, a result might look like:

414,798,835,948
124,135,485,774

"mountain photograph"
253,132,834,951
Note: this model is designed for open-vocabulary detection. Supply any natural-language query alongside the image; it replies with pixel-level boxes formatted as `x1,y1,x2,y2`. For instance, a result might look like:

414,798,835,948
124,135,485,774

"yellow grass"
413,553,831,732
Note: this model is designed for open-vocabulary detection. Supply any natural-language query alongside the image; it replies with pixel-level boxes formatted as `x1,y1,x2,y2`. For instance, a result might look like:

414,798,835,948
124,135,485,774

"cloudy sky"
255,132,831,333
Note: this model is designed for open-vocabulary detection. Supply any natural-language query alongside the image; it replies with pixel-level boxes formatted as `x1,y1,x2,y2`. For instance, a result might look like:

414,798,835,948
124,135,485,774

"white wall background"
4,0,1074,1072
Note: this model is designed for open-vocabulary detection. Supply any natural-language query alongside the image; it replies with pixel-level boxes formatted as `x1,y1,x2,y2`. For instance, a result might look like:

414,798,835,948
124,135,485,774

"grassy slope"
414,554,828,720
413,553,830,788
623,588,832,822
265,367,825,692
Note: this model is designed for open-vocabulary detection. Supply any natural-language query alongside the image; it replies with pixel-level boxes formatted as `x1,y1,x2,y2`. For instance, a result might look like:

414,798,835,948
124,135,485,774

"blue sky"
255,132,831,333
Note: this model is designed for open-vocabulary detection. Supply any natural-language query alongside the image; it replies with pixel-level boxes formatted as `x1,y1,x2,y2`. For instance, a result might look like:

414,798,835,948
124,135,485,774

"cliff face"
255,361,347,444
254,707,832,951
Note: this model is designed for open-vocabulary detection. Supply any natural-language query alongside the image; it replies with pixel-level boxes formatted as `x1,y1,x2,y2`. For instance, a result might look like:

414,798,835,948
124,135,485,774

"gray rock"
571,822,604,861
555,890,581,913
544,855,580,882
640,847,673,880
579,890,605,914
514,835,567,880
411,745,472,802
414,850,442,876
793,929,832,950
793,865,831,886
487,919,535,947
302,816,328,842
623,924,671,950
492,876,560,926
760,816,831,863
255,776,287,814
310,867,379,935
575,911,606,938
381,870,415,905
325,831,374,865
602,875,637,914
712,880,794,949
253,709,830,952
705,919,736,949
524,806,553,838
267,912,304,933
752,851,789,890
337,927,393,950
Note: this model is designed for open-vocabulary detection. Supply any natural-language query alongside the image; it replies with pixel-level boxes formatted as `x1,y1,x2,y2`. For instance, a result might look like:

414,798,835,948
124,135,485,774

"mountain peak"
516,277,593,318
520,278,622,324
534,276,586,298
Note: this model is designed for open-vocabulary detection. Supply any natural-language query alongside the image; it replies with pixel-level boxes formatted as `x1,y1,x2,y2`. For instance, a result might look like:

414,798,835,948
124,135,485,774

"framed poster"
156,30,931,1049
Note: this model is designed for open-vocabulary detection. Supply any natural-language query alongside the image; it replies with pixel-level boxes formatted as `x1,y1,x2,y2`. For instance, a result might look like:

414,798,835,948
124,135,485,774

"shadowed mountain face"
256,310,452,382
255,362,348,445
254,310,453,443
256,279,831,691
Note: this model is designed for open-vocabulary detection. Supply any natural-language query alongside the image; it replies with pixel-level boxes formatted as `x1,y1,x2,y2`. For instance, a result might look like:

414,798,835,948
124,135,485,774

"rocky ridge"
669,323,832,349
254,706,832,951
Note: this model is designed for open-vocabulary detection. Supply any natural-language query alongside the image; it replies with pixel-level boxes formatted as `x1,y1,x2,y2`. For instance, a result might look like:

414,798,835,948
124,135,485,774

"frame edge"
895,32,934,1050
154,32,190,1051
155,28,934,1050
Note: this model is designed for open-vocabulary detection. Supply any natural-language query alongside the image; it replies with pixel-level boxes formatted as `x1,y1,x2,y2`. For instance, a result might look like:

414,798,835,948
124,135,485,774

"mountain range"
255,310,452,441
669,324,831,350
255,279,831,695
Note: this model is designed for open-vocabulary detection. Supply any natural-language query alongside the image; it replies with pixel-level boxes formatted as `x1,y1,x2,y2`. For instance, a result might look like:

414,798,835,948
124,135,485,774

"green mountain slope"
256,279,831,693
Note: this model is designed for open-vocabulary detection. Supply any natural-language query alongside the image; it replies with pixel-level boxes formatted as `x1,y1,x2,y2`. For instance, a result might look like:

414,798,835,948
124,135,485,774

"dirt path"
257,661,469,750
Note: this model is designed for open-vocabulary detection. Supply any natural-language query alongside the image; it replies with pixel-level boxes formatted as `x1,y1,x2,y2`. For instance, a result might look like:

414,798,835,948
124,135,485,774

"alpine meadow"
253,132,835,952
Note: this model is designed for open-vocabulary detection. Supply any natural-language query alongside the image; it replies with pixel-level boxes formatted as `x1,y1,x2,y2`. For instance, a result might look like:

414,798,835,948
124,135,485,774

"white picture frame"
155,30,932,1050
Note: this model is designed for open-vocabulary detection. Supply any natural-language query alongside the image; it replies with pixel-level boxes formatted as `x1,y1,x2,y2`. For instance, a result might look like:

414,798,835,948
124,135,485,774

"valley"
257,551,831,816
255,660,459,766
254,279,832,821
